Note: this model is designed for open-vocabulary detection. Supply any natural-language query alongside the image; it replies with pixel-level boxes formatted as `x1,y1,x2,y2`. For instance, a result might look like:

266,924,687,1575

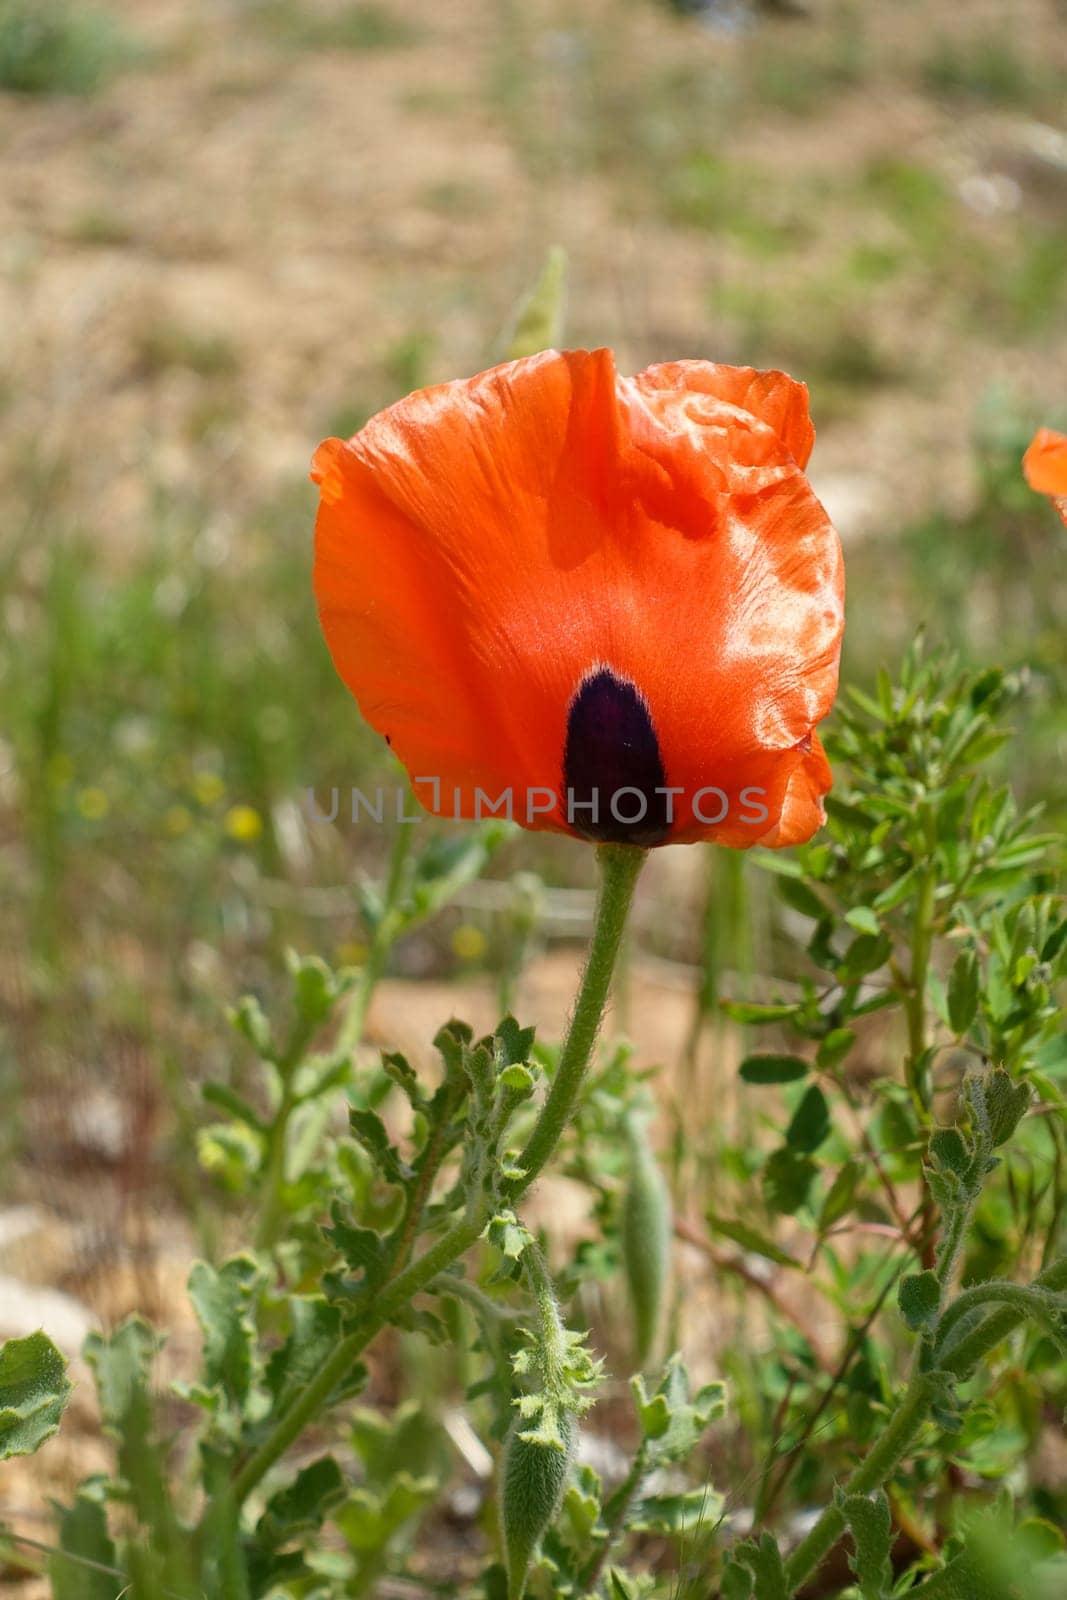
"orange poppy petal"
313,348,844,849
1023,427,1067,497
633,359,815,469
1023,428,1067,527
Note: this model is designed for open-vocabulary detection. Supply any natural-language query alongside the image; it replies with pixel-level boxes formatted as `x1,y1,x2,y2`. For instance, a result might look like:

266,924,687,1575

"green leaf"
947,949,979,1035
187,1255,265,1412
898,1270,940,1333
49,1478,118,1600
819,1157,862,1231
485,1209,534,1263
631,1356,726,1466
835,1487,894,1599
816,1027,856,1072
705,1213,800,1268
840,931,893,981
323,1204,389,1297
786,1085,832,1153
629,1485,724,1533
228,994,275,1058
731,1532,789,1599
983,1069,1031,1147
762,1147,816,1216
721,1560,755,1600
722,1001,801,1025
201,1081,269,1134
348,1107,412,1186
255,1455,347,1548
83,1317,157,1435
845,906,880,937
286,950,345,1027
777,875,829,921
265,1297,366,1416
0,1331,71,1459
739,1054,809,1085
501,245,568,359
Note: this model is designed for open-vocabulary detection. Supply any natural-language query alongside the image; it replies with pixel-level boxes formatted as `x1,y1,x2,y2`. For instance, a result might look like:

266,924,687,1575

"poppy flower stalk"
513,842,646,1191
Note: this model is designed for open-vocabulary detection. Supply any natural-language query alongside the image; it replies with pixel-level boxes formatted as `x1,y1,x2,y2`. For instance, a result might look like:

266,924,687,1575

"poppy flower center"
563,668,672,847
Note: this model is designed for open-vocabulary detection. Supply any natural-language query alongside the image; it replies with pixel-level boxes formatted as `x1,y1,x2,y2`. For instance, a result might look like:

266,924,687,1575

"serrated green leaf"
348,1107,411,1185
721,1560,755,1600
835,1487,894,1599
49,1478,118,1600
255,1455,347,1549
265,1296,365,1415
983,1069,1031,1147
0,1331,71,1459
486,1209,534,1262
188,1255,264,1412
84,1317,157,1435
732,1531,789,1599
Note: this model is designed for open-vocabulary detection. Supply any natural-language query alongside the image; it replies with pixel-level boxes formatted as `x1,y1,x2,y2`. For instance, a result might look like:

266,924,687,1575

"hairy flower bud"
500,1410,576,1600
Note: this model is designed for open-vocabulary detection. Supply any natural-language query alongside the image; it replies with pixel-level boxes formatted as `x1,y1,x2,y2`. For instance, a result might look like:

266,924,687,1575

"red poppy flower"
313,348,844,848
1023,427,1067,528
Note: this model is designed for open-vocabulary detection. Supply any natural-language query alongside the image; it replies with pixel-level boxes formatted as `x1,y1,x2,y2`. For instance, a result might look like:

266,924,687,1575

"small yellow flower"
164,803,192,837
193,770,225,806
336,939,369,968
225,803,263,843
77,786,110,821
451,923,487,962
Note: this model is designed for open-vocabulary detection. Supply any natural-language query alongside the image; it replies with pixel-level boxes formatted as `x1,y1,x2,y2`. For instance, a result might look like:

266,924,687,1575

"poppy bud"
500,1410,576,1600
621,1114,673,1370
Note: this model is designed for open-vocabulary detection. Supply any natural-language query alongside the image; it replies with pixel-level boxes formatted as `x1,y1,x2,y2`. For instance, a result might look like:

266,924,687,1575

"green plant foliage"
0,1332,71,1458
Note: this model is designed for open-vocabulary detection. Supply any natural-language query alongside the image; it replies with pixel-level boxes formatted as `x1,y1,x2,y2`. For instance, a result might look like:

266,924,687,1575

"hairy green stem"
516,844,646,1189
231,1212,483,1507
935,1280,1065,1357
783,1366,937,1592
229,842,646,1511
940,1254,1067,1379
783,1255,1067,1593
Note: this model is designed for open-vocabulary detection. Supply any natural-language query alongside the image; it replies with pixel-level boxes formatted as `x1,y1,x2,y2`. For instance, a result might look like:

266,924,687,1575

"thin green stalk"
229,842,646,1511
516,843,646,1189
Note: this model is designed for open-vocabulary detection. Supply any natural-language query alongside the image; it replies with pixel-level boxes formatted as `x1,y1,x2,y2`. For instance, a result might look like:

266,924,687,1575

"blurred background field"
1,0,1066,1589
